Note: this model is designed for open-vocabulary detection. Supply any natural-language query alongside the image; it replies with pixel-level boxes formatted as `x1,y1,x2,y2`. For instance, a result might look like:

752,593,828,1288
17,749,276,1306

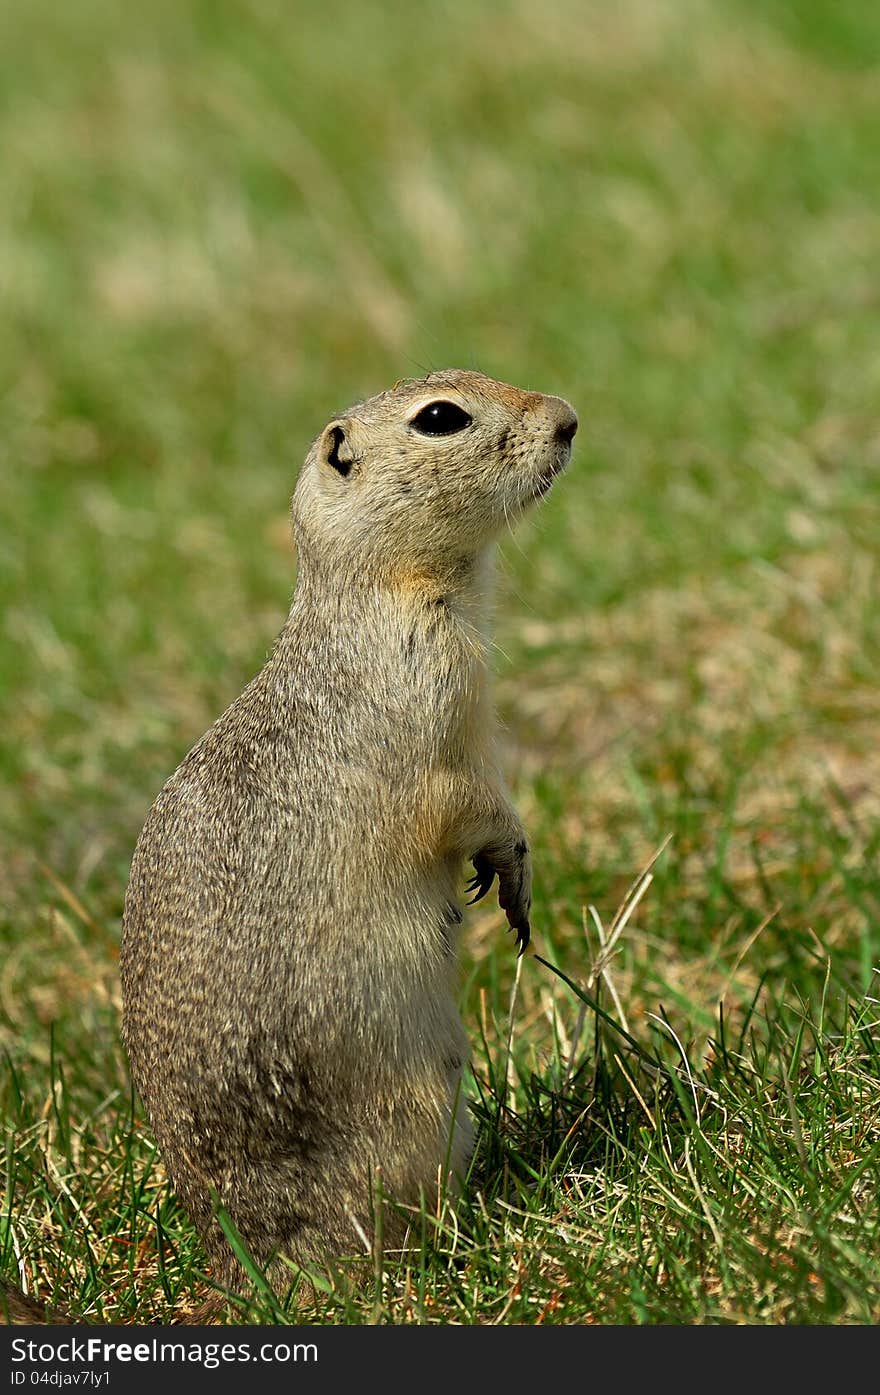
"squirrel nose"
554,410,578,447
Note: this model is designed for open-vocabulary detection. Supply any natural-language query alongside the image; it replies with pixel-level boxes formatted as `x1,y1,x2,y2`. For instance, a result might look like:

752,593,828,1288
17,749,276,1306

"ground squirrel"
120,369,577,1297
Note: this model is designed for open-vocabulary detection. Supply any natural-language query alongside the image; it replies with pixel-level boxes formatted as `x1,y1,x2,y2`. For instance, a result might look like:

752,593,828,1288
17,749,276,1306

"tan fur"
120,369,576,1297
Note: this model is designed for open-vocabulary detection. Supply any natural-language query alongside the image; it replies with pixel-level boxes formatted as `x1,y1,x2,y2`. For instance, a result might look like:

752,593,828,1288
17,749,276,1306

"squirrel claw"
467,884,493,905
511,919,531,956
466,855,496,905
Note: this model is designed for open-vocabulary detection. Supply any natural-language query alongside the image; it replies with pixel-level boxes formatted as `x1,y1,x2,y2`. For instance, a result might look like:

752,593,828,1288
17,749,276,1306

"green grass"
2,0,879,1324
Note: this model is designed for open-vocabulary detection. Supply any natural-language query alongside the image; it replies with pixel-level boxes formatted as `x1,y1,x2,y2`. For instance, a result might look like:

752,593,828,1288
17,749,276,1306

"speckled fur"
120,369,576,1293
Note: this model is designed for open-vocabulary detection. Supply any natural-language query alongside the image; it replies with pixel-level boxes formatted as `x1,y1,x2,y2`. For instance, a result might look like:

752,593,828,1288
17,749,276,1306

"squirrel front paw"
465,852,496,905
467,841,532,956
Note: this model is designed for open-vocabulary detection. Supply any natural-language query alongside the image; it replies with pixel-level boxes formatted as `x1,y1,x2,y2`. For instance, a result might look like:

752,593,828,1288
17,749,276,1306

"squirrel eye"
410,401,473,436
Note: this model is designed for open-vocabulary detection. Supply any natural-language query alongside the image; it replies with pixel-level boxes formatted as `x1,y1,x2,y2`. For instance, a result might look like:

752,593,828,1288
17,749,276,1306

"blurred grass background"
1,0,879,1324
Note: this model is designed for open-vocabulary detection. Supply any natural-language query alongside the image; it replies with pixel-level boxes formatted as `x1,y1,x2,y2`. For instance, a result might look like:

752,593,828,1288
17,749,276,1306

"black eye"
410,401,473,436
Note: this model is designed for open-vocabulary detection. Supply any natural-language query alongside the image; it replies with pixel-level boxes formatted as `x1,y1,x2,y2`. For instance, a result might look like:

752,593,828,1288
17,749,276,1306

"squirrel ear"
318,420,355,478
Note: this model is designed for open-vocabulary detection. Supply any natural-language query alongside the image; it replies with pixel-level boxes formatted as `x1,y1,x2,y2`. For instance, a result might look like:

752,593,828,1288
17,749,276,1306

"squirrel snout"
536,394,578,449
554,412,578,447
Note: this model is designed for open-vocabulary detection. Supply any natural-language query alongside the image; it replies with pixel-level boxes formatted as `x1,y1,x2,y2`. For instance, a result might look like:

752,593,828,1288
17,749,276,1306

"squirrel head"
291,369,577,589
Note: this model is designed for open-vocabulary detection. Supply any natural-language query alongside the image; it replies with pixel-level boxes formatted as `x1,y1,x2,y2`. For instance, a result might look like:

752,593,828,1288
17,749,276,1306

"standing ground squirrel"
120,369,577,1296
